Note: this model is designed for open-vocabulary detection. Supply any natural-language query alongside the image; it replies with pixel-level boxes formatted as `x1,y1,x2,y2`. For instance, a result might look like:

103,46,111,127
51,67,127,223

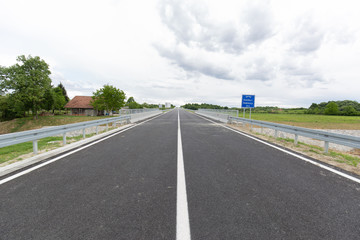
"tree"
91,84,126,115
342,105,358,116
53,86,67,111
126,96,135,104
42,88,55,112
58,82,69,102
128,101,142,109
0,95,15,120
0,55,52,119
41,86,67,113
324,102,339,115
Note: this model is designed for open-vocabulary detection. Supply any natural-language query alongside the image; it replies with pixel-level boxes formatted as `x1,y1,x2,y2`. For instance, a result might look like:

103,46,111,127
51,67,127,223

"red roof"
64,96,93,109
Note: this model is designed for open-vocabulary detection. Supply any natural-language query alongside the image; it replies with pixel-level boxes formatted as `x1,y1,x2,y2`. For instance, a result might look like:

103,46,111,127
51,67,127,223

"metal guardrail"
198,109,239,117
119,108,159,115
197,109,231,123
195,109,360,153
0,115,131,155
126,109,162,123
229,116,360,153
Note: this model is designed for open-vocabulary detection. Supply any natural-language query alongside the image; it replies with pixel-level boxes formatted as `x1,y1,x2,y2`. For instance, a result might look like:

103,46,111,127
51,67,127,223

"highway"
1,109,359,239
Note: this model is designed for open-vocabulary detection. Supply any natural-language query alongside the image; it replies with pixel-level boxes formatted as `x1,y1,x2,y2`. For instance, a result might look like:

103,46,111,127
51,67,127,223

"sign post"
241,95,255,120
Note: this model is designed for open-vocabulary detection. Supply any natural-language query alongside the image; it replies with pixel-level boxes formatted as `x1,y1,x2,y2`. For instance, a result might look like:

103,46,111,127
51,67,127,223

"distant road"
1,109,359,239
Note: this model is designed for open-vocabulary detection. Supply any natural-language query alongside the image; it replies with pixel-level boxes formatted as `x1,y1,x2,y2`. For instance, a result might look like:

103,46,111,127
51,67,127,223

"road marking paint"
195,113,360,184
0,113,166,185
177,110,191,240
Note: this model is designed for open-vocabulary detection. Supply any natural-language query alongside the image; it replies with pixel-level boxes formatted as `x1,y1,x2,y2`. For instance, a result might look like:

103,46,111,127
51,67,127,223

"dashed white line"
177,110,191,240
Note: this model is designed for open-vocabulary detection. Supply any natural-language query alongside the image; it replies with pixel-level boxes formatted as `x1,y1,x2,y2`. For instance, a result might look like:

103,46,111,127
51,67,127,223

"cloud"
281,56,325,87
158,0,274,55
245,58,276,81
242,0,274,45
153,43,235,80
288,16,325,54
155,0,277,82
151,83,184,90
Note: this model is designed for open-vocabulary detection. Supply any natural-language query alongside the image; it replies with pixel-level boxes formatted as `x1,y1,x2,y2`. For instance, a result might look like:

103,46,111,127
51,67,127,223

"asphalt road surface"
1,109,359,240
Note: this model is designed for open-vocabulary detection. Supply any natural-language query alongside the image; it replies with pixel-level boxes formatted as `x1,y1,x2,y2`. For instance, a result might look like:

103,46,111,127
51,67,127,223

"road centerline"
177,110,191,240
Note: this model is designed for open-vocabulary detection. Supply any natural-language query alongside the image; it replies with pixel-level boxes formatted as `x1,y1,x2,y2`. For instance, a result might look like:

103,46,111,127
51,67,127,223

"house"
64,96,102,116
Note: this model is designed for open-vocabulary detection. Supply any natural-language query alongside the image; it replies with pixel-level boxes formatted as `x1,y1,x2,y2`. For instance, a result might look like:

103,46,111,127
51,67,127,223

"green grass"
308,149,321,154
10,118,27,133
328,151,360,167
0,136,63,164
241,113,360,129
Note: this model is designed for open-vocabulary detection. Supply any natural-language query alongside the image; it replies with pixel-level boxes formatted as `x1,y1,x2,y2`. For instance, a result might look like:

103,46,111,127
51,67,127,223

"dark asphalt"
1,109,360,240
0,111,178,240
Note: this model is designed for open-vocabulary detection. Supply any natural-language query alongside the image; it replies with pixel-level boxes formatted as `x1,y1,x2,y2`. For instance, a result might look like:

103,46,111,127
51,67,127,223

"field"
0,115,111,135
241,113,360,129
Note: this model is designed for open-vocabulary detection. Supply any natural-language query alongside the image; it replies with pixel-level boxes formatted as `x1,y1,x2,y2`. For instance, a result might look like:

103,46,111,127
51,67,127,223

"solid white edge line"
0,112,167,185
194,113,360,184
177,110,191,240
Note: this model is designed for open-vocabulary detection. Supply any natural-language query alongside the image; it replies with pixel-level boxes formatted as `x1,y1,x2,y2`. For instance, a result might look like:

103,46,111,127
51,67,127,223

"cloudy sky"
1,0,360,108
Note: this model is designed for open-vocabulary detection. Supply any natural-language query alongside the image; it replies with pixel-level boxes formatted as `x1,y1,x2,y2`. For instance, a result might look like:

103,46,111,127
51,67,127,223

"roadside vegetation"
0,55,165,123
0,55,70,121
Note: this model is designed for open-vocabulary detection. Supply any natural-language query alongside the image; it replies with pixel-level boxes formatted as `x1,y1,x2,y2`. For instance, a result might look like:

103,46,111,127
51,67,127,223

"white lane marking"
177,110,191,240
0,113,166,185
194,113,360,184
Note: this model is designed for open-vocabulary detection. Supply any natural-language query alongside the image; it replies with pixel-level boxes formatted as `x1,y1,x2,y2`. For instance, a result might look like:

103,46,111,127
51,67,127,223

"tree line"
89,86,160,115
181,103,229,110
1,55,163,121
182,100,360,116
306,100,360,116
0,55,69,120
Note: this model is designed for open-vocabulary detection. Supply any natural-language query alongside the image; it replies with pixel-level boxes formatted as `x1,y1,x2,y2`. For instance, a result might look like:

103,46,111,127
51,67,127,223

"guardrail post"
261,127,263,134
82,128,86,138
294,134,298,145
112,121,115,127
33,140,38,155
96,126,99,134
275,129,278,138
63,133,67,145
106,123,109,131
324,141,329,153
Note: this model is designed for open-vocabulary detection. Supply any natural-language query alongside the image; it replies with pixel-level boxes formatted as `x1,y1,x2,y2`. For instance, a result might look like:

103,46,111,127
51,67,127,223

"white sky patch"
1,0,360,107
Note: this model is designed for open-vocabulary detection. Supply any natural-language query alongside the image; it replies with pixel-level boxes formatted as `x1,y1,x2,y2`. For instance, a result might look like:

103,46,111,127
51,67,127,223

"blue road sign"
242,95,255,108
